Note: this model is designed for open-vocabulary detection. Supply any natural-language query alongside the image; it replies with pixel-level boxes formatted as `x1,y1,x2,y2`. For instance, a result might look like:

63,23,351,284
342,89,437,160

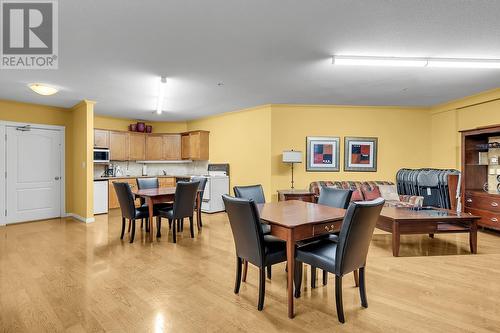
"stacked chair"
396,168,460,209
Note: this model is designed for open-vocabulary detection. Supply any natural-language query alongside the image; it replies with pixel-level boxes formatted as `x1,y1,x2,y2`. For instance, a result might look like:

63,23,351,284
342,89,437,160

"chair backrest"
335,198,385,276
233,185,266,204
172,181,200,219
191,176,208,199
113,182,136,219
222,195,265,266
136,177,159,190
318,187,352,209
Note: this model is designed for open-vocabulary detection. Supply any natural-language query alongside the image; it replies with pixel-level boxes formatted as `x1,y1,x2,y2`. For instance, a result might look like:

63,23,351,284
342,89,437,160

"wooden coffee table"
377,207,480,257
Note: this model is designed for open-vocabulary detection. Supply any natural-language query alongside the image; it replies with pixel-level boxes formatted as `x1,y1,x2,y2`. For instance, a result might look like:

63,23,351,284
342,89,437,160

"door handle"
491,218,498,223
466,198,472,203
55,176,60,180
491,202,498,207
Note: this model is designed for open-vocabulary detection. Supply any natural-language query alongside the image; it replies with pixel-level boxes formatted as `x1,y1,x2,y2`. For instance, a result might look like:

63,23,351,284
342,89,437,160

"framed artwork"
306,136,340,172
344,137,378,172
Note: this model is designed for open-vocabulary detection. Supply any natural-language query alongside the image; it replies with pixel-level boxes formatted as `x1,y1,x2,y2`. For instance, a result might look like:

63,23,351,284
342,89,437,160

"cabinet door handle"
491,202,498,207
324,225,336,233
466,198,472,203
491,218,499,223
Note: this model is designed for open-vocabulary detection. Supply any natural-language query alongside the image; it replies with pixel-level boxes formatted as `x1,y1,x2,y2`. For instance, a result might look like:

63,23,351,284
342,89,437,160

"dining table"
257,200,346,318
133,187,202,242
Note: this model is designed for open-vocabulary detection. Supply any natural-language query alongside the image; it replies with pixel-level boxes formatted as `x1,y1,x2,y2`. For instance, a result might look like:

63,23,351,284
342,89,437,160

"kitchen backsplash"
94,161,209,178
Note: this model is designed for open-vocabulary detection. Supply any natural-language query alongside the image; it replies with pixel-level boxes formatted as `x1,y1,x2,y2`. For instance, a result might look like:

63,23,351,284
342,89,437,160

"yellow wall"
187,106,273,199
0,99,94,220
430,89,500,169
269,105,431,200
94,115,187,133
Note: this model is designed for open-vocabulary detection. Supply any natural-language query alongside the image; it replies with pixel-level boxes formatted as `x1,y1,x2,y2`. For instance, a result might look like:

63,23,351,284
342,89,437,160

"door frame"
0,121,66,226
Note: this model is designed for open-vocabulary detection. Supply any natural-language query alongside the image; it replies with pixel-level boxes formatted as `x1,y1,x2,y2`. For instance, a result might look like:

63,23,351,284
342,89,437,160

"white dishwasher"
94,180,109,214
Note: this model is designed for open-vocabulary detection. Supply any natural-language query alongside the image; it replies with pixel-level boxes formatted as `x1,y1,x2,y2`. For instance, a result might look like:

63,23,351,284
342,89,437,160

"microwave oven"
94,148,110,163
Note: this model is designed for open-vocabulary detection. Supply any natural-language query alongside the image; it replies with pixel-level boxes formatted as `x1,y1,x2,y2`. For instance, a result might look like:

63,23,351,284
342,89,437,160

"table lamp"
282,150,302,189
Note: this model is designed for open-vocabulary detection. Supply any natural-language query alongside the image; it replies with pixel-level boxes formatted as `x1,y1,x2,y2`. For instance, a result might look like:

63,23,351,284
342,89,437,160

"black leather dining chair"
222,195,288,311
157,181,200,243
233,184,273,280
312,187,353,288
113,182,151,243
294,198,385,323
136,177,173,229
191,176,208,227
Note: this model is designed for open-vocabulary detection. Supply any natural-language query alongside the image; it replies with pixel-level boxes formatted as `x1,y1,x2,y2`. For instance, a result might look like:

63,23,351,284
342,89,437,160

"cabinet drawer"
465,207,500,230
312,221,341,236
464,192,500,212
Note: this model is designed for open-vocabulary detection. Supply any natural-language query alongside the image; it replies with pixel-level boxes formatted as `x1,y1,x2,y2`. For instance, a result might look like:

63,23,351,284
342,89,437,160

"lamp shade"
282,150,302,163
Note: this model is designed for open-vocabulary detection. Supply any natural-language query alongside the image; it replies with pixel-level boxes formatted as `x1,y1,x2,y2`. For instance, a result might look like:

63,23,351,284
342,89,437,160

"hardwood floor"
1,209,500,332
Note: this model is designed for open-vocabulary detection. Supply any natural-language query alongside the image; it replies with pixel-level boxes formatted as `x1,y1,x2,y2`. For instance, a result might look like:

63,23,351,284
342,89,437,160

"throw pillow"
361,185,382,201
378,184,400,201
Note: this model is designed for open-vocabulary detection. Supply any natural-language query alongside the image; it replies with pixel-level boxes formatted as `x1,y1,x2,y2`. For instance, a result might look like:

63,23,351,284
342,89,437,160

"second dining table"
257,200,346,318
133,187,203,242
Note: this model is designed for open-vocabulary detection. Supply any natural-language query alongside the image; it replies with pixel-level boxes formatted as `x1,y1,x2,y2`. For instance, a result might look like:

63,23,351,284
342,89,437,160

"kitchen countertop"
94,174,205,181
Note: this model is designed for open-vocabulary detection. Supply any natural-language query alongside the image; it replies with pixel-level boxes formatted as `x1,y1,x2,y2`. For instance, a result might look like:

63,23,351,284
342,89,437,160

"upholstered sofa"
309,180,423,208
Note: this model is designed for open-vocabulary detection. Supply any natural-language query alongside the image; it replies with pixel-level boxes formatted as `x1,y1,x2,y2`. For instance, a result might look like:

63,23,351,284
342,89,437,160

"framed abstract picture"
306,136,340,172
344,137,378,172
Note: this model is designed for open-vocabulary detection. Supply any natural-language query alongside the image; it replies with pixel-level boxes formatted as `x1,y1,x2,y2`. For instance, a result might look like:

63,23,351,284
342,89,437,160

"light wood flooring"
1,209,500,332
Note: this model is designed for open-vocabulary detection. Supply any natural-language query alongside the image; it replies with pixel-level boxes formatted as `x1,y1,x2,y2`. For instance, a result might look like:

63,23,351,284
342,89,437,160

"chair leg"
128,220,131,233
359,267,368,308
141,218,143,229
323,270,328,285
189,216,194,238
311,266,317,288
168,219,172,229
353,269,359,287
234,257,242,294
120,217,126,239
266,265,272,279
130,219,136,243
156,217,162,238
242,260,248,282
294,261,303,298
335,275,345,323
180,218,184,232
258,267,266,311
172,218,177,243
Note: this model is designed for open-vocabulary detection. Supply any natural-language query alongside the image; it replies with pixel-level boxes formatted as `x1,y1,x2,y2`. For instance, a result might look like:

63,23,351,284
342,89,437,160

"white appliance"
94,148,110,163
94,180,109,214
201,164,229,213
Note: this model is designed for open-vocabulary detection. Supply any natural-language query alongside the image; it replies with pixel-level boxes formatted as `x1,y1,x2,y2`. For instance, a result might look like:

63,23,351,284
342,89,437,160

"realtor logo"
1,0,58,69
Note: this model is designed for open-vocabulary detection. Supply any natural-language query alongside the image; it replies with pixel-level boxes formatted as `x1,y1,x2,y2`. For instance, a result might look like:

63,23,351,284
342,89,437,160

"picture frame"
344,137,378,172
306,136,340,172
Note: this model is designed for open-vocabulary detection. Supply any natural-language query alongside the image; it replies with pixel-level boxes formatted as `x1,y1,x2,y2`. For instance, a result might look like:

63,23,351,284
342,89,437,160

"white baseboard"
66,213,95,223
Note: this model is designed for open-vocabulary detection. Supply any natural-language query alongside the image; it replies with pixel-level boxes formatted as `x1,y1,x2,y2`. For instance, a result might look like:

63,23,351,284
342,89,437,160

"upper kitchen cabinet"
181,131,209,160
163,134,182,160
145,134,164,160
109,131,130,161
129,132,146,161
94,129,110,148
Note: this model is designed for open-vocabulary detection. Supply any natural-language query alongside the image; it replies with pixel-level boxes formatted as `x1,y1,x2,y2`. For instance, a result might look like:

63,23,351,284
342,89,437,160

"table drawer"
464,192,500,212
312,221,341,236
466,207,500,230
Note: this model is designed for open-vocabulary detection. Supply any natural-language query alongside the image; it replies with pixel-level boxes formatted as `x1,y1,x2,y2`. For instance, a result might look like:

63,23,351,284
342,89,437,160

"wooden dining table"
133,187,202,241
257,200,346,318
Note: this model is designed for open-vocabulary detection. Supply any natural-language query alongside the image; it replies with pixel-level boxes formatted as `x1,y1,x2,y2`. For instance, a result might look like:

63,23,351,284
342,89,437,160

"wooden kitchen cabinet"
129,133,146,161
109,131,130,161
108,178,140,209
94,129,110,148
145,134,164,160
159,177,175,188
163,134,181,160
182,131,209,160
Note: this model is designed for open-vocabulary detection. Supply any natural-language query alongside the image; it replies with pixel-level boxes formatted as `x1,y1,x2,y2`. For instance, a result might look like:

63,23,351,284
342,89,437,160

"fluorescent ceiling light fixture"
156,76,167,115
332,56,500,68
28,83,58,95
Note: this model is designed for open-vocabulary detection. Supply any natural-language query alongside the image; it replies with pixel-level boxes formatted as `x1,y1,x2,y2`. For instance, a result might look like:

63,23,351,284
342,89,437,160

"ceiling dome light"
28,83,58,96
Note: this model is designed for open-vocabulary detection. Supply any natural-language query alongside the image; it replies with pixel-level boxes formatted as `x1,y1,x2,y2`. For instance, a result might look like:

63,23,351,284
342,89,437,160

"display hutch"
461,124,500,231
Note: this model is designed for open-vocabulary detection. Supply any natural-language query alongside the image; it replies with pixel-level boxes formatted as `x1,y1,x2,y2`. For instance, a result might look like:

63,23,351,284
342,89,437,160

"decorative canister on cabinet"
136,122,146,132
146,125,152,133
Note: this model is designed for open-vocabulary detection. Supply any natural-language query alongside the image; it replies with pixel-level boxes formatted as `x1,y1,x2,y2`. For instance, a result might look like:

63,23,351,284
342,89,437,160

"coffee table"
377,207,480,257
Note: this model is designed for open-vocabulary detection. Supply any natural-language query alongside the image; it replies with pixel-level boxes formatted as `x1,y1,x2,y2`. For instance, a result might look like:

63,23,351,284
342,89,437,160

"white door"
6,126,62,223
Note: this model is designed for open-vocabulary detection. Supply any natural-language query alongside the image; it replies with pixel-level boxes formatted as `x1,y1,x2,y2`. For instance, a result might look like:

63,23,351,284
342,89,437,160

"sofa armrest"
398,195,424,207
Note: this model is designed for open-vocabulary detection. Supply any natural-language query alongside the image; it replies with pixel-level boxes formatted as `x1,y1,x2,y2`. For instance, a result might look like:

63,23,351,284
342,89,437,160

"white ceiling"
1,0,500,121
